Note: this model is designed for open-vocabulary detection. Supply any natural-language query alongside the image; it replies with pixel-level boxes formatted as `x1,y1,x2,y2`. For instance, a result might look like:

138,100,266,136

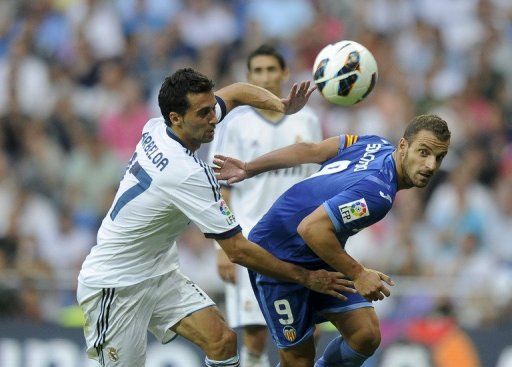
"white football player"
208,45,322,367
77,68,353,367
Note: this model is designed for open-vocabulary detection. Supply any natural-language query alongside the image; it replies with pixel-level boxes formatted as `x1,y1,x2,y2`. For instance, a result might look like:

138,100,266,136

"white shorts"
225,265,266,328
77,269,215,366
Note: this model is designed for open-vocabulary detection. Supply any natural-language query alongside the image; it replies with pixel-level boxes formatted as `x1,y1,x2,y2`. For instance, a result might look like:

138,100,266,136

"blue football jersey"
248,134,398,269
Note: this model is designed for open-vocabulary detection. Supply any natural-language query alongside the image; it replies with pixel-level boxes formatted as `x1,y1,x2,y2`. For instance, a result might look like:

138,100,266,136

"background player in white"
208,45,322,367
77,68,354,367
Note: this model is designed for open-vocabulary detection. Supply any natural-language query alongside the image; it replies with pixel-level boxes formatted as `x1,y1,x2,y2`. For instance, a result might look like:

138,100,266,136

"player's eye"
419,149,429,156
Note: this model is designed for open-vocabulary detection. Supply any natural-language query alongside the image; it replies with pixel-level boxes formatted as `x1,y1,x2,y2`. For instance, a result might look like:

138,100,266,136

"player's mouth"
418,172,432,180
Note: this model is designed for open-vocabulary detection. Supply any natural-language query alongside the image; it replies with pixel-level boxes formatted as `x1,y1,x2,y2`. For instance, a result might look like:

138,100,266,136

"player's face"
398,130,449,188
247,55,289,97
173,91,218,150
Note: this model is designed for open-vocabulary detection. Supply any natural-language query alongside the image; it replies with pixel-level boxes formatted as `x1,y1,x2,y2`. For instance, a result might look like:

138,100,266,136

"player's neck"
167,126,200,152
392,150,408,191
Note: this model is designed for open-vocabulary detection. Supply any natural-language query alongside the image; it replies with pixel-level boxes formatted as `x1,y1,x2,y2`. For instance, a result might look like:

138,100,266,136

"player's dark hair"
403,114,451,143
158,68,215,125
247,44,286,71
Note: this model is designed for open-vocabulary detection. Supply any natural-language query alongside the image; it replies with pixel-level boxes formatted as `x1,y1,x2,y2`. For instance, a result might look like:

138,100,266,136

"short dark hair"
403,114,451,142
247,44,286,71
158,68,214,125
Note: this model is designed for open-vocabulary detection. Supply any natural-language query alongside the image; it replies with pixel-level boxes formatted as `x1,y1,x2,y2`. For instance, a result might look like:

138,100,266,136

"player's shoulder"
355,135,394,147
143,116,165,133
224,105,254,121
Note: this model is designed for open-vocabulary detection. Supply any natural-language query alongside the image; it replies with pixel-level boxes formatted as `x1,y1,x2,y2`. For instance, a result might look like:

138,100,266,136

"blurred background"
0,0,511,366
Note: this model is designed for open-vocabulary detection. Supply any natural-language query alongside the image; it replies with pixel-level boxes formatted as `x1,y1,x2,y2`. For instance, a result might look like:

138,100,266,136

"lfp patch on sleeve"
338,198,370,223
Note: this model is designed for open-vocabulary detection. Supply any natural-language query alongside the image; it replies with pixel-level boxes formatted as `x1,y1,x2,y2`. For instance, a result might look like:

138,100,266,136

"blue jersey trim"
317,302,373,319
323,202,341,232
215,95,227,122
204,225,242,239
338,134,346,152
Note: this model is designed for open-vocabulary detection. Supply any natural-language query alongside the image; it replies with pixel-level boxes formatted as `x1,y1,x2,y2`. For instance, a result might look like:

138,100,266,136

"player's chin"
414,176,430,188
203,133,215,142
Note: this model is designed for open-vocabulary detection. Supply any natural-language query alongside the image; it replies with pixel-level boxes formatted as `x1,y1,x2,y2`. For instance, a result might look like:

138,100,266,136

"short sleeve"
171,165,241,239
215,95,227,122
322,180,392,234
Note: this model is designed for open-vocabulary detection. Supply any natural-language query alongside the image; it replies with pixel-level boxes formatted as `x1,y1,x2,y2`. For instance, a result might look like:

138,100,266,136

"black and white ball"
313,41,378,106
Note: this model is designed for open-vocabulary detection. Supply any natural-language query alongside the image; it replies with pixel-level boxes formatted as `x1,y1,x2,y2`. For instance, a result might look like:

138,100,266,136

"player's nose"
425,156,436,171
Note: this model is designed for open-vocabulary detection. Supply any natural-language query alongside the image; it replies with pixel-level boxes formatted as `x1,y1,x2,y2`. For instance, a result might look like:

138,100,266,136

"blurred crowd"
0,0,511,329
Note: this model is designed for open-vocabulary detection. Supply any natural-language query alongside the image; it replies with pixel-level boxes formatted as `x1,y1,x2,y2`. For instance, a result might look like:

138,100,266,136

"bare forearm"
246,142,318,177
217,82,284,113
218,236,307,284
245,136,340,177
298,220,364,279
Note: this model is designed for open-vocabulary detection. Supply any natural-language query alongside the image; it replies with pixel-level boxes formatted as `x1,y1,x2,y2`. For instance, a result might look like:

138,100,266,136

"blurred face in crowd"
396,129,449,188
170,91,218,151
247,55,289,97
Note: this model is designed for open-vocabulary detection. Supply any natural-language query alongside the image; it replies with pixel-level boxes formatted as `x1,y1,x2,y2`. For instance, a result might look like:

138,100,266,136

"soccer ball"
312,40,378,106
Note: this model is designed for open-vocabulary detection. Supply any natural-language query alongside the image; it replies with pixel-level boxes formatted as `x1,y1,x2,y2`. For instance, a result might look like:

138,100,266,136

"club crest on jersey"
219,200,236,225
107,347,119,362
338,198,370,223
283,326,297,342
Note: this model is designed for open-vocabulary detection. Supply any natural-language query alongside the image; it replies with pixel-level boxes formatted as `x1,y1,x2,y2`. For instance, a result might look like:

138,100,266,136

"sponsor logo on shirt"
219,200,236,225
354,143,381,171
338,198,370,223
379,191,392,204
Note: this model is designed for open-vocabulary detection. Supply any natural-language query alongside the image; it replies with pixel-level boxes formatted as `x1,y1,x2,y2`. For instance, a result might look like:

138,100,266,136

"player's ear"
398,138,408,156
169,112,182,127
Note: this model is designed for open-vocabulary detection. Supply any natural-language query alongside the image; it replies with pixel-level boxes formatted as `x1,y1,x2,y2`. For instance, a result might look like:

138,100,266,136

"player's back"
248,135,398,268
79,117,221,287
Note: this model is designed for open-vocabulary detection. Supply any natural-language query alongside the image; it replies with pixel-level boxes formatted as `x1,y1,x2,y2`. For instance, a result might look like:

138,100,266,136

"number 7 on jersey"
110,161,153,220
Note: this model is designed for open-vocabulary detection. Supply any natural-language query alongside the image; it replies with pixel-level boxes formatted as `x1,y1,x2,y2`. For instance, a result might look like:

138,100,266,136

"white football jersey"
208,106,322,235
79,99,240,288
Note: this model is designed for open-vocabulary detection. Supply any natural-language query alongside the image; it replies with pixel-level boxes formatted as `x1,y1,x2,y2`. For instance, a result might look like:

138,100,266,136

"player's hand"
217,248,236,284
353,268,394,302
213,155,248,184
281,81,316,115
303,269,356,301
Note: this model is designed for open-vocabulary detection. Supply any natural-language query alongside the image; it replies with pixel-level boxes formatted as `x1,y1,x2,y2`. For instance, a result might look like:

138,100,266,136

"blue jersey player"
213,115,451,367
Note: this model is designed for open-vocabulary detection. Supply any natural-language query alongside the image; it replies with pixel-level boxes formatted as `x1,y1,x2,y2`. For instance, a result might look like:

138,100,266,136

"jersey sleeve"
339,134,359,152
322,179,392,234
207,111,243,188
215,95,227,123
170,165,241,239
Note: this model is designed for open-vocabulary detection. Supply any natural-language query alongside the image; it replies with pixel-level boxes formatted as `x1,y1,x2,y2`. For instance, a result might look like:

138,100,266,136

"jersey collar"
166,126,187,149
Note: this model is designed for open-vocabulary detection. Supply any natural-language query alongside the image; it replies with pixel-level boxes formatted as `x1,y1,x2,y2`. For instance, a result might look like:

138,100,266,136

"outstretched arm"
215,81,315,115
217,232,356,301
297,205,395,302
214,136,341,184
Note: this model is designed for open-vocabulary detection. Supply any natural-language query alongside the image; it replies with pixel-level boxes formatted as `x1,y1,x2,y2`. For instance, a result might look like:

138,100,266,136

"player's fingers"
306,85,317,98
378,271,395,286
380,285,391,297
335,278,356,290
303,81,311,94
328,291,348,302
289,83,298,97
